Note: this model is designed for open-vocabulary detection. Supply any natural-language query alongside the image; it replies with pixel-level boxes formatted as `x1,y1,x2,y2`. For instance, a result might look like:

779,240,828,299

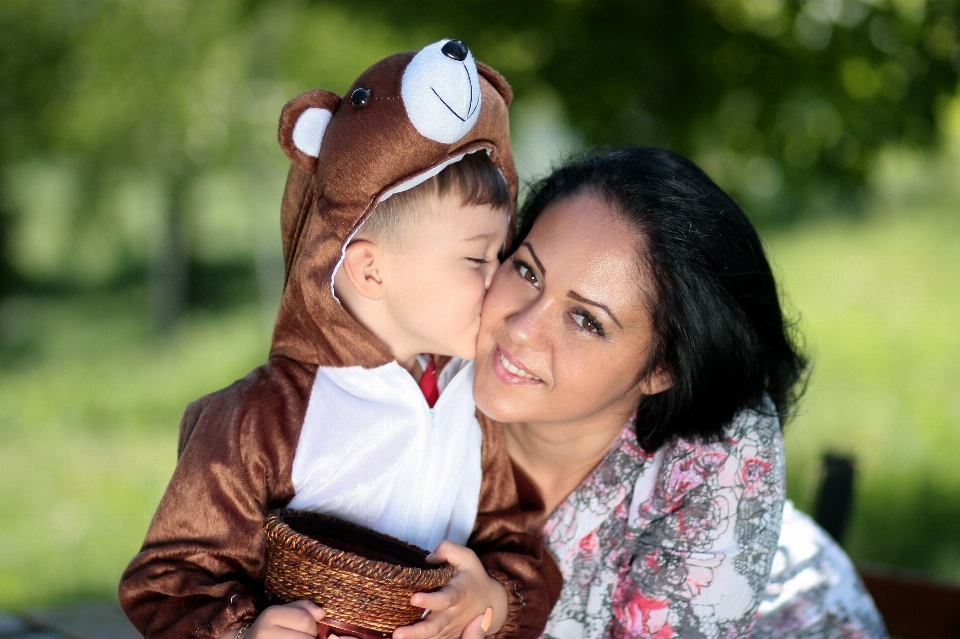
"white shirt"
287,358,482,552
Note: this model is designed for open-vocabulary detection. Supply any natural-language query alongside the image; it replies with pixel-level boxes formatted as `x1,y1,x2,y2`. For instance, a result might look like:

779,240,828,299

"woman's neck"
502,411,631,517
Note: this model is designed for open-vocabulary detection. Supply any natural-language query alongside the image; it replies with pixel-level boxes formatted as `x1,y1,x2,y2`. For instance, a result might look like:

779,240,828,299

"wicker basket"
264,509,453,637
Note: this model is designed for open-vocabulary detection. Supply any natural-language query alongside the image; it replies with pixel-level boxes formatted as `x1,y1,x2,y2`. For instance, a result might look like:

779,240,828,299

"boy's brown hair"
357,151,512,249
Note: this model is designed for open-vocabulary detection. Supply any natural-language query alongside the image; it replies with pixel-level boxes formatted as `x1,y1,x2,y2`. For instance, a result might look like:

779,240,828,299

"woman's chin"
473,385,524,423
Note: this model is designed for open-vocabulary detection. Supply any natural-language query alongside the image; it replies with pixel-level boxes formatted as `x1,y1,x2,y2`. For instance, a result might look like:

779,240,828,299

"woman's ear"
638,365,674,396
339,239,386,300
278,89,342,174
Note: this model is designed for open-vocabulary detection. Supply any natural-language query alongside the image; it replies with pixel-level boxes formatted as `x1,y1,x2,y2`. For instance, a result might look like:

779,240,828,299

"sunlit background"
1,0,959,611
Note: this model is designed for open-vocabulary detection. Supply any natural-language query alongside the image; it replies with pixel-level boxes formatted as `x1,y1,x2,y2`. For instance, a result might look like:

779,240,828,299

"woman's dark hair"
517,147,808,451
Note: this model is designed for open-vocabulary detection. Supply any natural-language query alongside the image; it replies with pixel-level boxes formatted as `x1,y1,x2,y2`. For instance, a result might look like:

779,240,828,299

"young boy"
119,41,558,639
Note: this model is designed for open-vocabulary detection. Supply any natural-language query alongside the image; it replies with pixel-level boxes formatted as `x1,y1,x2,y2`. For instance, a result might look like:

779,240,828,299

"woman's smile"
493,345,543,384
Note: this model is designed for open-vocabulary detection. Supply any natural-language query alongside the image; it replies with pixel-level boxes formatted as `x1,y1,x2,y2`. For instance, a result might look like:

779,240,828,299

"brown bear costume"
119,40,560,639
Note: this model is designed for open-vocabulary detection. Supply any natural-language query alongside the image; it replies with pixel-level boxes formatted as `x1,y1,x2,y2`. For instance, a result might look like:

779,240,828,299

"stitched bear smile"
430,62,479,123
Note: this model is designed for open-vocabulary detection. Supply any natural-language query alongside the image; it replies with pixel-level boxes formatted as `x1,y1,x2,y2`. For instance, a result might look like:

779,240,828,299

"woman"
472,148,886,638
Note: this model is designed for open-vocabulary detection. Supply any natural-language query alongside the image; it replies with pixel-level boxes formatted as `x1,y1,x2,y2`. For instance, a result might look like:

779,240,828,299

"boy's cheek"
459,319,482,359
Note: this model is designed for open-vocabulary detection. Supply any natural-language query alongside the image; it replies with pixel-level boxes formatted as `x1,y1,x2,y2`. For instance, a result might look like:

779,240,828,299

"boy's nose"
483,262,498,289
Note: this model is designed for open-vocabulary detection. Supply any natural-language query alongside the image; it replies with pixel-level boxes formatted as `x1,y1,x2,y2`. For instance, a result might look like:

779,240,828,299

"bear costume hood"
271,39,517,369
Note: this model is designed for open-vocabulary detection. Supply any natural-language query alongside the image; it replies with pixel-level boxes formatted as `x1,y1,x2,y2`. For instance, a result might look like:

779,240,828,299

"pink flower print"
742,458,771,483
643,547,664,573
675,501,726,545
741,458,772,499
579,531,599,555
838,624,867,639
721,627,743,639
697,450,729,473
615,592,675,639
615,501,628,519
622,433,657,462
663,457,707,508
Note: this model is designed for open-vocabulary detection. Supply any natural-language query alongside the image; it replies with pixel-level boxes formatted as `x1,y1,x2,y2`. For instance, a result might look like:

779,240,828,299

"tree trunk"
148,172,189,331
0,183,21,297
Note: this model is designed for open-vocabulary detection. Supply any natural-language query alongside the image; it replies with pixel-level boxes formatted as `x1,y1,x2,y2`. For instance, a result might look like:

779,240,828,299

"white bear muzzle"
401,39,482,144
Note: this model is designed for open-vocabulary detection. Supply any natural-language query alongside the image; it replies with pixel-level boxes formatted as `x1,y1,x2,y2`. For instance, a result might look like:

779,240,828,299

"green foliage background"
1,0,959,612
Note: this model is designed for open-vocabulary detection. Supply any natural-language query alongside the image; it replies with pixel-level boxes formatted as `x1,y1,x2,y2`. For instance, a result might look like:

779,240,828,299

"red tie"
418,356,439,408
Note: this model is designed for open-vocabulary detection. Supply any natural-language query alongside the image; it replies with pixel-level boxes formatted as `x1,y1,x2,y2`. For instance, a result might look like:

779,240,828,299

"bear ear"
278,89,342,174
476,61,513,106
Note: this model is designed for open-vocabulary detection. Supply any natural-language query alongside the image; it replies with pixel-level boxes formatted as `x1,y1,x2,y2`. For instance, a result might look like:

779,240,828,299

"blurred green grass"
0,293,272,609
1,206,958,610
768,207,960,579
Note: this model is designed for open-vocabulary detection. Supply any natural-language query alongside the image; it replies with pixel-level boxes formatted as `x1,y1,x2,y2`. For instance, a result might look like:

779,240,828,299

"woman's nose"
503,294,548,346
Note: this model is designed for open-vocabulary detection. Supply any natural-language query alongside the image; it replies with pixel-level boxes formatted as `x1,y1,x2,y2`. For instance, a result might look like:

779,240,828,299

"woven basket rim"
264,508,452,585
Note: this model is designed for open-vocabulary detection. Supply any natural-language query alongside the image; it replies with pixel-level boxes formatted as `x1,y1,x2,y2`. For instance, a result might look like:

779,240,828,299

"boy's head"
270,40,517,369
334,152,511,369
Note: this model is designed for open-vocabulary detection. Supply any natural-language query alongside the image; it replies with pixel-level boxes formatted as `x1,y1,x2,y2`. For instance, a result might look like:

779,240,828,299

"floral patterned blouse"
540,405,887,639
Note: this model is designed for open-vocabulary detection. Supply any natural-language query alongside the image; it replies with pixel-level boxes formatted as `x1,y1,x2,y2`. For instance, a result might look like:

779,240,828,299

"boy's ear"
638,365,674,397
339,240,386,301
278,89,342,174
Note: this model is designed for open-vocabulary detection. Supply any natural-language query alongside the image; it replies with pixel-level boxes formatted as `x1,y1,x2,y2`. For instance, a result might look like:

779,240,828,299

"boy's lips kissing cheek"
492,345,543,384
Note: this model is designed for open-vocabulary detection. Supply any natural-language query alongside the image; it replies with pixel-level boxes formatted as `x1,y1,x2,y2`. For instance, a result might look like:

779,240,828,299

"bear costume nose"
441,40,469,61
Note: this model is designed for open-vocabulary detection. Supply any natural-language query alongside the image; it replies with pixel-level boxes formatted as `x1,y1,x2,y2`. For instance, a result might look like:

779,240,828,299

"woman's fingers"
263,629,321,639
460,613,487,639
392,616,443,639
252,601,325,637
290,600,326,621
281,600,325,630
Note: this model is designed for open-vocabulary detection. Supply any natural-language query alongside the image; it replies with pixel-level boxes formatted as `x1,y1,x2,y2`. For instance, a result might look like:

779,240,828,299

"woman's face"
473,190,672,428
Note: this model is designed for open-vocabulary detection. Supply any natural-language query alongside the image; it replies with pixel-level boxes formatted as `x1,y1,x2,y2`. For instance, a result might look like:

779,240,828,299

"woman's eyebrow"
567,291,623,328
520,242,546,274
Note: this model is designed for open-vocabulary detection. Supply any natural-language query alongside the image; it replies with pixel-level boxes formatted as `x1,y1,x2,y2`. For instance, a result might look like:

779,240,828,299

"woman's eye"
468,257,489,265
512,258,540,287
572,310,605,337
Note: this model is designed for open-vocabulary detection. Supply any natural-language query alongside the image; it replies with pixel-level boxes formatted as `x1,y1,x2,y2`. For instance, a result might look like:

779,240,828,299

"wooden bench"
813,454,960,639
858,565,960,639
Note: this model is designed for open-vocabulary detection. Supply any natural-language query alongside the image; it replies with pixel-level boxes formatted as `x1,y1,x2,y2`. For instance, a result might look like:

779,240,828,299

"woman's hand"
393,541,507,639
220,600,325,639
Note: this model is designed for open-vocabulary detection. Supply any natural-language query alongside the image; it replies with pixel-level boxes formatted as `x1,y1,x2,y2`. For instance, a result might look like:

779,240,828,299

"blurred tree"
0,0,410,325
0,2,73,295
342,0,960,220
1,0,957,310
51,0,261,328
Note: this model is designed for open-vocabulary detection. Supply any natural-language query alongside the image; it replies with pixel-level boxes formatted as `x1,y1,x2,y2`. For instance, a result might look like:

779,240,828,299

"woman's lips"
493,346,543,384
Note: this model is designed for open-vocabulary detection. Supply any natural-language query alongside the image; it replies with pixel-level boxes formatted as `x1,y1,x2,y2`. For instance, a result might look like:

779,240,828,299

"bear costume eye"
441,40,469,61
351,87,372,108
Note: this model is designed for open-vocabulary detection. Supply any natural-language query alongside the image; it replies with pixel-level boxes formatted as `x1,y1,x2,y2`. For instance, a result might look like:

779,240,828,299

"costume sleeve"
469,414,563,639
608,408,786,639
118,359,312,639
